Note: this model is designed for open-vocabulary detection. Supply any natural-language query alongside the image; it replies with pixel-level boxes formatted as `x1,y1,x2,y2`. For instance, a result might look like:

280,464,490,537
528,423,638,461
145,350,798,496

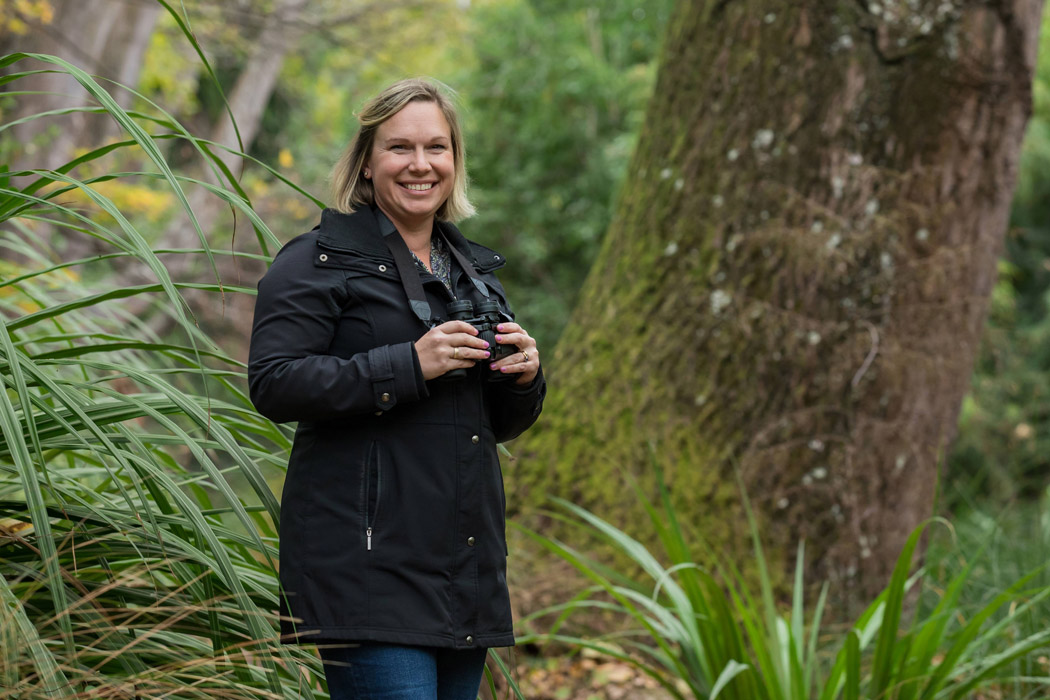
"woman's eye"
429,144,447,151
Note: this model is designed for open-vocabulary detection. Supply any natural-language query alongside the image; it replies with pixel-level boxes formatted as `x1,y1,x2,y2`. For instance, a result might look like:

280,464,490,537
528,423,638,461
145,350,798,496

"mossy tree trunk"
511,0,1043,605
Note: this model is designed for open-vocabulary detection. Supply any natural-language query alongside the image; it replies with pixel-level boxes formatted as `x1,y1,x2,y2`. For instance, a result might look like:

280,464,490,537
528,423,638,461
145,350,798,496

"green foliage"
457,0,672,349
950,4,1050,502
519,475,1050,699
0,32,324,700
924,498,1050,692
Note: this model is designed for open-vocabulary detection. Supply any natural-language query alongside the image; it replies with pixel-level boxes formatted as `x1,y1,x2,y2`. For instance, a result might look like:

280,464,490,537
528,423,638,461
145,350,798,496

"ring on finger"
521,349,529,363
452,347,460,360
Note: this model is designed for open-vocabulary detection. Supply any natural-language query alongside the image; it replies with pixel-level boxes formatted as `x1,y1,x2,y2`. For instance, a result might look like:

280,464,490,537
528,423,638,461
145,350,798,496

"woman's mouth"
401,183,434,191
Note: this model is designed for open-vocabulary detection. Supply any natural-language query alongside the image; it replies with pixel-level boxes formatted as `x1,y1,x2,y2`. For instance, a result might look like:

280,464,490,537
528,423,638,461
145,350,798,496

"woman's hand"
490,322,540,386
415,321,491,381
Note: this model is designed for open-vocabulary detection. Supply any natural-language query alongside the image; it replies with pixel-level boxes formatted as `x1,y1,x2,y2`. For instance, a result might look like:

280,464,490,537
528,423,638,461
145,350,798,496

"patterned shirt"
413,234,452,292
376,210,454,293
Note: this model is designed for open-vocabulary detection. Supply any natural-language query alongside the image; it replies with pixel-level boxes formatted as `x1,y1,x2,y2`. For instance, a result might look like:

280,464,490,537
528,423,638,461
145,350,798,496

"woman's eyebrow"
382,135,450,144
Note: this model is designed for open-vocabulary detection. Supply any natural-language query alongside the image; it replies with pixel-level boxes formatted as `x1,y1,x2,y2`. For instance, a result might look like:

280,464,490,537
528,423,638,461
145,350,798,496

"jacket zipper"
364,441,382,551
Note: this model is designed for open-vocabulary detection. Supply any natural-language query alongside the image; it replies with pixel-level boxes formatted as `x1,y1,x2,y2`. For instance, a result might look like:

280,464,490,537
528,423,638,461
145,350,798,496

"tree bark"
510,0,1043,608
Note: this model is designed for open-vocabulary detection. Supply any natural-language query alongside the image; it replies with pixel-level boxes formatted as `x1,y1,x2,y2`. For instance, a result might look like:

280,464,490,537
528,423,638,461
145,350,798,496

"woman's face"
366,101,455,231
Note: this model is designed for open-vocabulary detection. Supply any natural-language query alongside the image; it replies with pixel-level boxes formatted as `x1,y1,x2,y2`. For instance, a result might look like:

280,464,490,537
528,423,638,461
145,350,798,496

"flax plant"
0,9,331,693
518,473,1050,699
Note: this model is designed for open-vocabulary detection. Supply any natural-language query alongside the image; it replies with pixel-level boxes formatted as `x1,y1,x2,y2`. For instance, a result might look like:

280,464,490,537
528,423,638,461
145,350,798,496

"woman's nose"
409,147,431,171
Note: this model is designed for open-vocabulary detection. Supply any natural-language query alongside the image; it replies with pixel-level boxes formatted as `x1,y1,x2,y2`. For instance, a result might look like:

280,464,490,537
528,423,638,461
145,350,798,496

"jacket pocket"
362,441,382,550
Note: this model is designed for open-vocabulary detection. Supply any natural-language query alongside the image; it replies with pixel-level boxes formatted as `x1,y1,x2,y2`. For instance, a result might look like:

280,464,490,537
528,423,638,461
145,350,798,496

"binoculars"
444,299,515,381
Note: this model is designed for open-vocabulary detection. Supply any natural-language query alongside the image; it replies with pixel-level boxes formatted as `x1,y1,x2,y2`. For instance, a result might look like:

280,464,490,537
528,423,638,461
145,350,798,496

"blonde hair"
329,78,475,222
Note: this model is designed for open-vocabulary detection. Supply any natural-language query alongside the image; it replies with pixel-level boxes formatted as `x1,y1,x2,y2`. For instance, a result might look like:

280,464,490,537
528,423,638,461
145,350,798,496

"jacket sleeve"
489,366,546,443
248,235,428,423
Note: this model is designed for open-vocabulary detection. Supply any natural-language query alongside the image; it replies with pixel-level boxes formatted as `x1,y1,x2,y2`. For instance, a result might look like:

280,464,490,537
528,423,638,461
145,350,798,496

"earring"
363,169,371,179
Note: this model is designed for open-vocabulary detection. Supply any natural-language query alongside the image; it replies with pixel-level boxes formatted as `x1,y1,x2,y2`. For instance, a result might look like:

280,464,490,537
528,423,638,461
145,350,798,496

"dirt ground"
482,648,677,700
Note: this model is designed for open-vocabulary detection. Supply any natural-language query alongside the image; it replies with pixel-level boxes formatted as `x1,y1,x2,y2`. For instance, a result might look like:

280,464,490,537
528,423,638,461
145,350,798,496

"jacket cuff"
367,342,428,411
505,366,546,417
505,365,544,394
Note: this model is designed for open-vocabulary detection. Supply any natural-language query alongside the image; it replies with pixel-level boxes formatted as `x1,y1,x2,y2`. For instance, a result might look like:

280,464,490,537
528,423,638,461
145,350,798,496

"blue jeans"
320,643,488,700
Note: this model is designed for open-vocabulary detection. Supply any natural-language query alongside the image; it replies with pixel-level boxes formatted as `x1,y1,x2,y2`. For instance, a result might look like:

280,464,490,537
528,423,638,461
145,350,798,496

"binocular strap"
380,228,492,328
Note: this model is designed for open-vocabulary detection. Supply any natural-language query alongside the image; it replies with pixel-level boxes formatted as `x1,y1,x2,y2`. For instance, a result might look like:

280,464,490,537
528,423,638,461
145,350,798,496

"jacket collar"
316,205,478,264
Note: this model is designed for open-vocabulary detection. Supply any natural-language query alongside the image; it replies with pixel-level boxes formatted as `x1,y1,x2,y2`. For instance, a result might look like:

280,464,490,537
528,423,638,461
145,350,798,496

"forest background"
4,0,1050,698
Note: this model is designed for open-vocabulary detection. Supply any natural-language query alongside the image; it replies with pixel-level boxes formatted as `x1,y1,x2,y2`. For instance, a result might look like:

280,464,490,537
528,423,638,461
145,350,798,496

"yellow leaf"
0,518,34,543
278,148,294,168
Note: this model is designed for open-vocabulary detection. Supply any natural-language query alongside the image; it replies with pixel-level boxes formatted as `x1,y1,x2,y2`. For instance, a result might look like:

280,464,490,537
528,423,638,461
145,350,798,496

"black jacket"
248,207,545,649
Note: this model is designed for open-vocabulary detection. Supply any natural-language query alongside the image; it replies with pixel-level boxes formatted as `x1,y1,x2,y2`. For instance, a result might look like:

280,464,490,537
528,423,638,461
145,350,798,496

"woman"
248,78,546,699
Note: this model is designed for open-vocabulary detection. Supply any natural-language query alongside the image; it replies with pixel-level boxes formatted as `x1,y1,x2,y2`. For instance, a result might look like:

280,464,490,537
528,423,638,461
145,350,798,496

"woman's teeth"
404,183,433,191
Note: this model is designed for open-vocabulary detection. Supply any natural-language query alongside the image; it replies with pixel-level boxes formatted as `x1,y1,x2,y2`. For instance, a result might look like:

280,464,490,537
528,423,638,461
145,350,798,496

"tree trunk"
155,0,309,267
510,0,1043,608
4,0,124,172
209,0,310,175
98,2,163,139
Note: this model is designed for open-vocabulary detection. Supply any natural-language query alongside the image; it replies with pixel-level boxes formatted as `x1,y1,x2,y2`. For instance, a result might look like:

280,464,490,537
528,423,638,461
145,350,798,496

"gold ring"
521,349,529,363
452,347,459,360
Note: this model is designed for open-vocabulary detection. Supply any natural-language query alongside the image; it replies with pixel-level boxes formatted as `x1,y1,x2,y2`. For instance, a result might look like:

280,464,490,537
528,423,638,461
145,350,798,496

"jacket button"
374,411,383,416
378,264,387,272
471,435,479,444
319,254,328,262
465,635,474,646
467,536,475,546
380,392,390,402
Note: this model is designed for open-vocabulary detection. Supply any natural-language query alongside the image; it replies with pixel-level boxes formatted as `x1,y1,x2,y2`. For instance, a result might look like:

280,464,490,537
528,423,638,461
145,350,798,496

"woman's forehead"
377,102,451,141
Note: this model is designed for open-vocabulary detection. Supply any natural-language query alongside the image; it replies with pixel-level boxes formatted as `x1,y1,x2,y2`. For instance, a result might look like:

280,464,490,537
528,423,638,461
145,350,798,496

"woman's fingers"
416,323,494,380
489,348,538,371
438,322,491,355
489,322,539,385
448,336,491,361
448,331,491,352
435,320,479,336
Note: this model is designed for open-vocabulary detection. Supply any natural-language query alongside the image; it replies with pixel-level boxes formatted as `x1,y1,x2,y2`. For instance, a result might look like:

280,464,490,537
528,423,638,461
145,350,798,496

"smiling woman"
248,78,546,700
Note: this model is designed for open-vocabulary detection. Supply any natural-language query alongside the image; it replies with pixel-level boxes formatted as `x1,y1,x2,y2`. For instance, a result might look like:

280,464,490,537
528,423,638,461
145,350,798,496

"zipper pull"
367,527,373,551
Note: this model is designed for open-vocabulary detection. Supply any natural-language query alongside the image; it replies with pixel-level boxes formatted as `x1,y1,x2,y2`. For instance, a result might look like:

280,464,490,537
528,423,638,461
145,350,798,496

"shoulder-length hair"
329,78,475,222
